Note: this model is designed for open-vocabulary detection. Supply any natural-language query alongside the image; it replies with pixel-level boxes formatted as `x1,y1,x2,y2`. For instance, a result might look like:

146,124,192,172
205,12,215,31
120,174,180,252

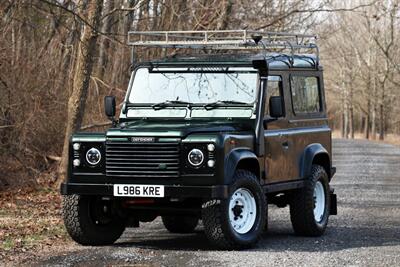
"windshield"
128,67,258,104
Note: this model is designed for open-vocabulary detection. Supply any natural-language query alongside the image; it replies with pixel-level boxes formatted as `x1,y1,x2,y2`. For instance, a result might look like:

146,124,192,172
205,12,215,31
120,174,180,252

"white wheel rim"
229,188,257,234
313,181,326,223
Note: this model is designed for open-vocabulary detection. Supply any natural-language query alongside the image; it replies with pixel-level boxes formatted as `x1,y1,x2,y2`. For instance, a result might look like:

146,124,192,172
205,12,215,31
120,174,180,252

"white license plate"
113,184,164,198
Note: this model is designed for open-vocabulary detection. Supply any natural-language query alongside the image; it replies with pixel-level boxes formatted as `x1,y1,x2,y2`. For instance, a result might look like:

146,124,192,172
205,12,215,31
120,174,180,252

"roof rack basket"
127,30,319,67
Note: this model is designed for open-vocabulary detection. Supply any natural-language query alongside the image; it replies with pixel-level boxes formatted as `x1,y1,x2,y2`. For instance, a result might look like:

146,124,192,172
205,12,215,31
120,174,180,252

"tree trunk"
111,0,136,86
371,77,377,140
349,103,354,139
364,99,370,139
371,45,379,140
379,86,385,140
217,0,233,30
97,0,115,79
341,112,345,138
350,81,355,138
361,115,365,135
152,0,160,29
341,70,348,139
57,0,104,187
371,107,376,139
344,102,349,139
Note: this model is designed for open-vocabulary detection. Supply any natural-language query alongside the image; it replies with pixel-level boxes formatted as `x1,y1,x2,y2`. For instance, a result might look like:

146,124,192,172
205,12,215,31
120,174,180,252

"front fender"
224,148,259,184
300,143,330,179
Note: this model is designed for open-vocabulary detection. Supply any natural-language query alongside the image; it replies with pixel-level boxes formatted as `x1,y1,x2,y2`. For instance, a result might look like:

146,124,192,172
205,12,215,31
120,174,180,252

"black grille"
106,140,180,178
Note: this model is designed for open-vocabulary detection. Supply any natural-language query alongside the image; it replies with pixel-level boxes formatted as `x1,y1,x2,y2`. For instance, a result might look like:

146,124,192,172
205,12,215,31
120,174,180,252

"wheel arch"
224,148,260,184
300,143,331,179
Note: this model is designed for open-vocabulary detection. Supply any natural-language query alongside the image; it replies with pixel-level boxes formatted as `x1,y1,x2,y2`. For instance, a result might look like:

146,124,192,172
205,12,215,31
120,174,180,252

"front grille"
106,140,180,178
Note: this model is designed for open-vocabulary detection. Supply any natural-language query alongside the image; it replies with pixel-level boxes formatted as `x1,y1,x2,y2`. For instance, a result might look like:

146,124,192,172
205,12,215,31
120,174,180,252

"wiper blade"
203,100,249,110
151,100,191,110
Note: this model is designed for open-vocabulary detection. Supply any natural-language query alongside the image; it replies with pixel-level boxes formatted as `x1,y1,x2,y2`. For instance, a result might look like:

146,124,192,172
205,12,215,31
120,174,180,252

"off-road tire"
202,169,266,249
162,215,199,233
62,195,126,245
290,164,330,236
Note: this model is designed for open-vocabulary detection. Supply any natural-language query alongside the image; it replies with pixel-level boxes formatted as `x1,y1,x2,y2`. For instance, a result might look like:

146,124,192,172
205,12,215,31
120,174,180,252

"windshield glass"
128,67,258,104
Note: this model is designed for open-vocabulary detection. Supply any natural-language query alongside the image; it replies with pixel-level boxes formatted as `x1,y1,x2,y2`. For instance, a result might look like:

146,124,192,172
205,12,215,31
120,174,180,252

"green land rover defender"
61,30,337,249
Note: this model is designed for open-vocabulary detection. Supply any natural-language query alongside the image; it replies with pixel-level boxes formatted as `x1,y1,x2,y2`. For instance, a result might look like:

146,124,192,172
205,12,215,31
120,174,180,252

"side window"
290,76,320,114
264,76,282,117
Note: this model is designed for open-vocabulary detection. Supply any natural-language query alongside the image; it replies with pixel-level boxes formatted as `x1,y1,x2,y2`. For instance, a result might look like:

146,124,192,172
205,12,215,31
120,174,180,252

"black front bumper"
60,183,229,199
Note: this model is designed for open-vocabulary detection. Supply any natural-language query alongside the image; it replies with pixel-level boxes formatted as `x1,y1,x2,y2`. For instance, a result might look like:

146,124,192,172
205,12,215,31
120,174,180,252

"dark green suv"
61,31,337,249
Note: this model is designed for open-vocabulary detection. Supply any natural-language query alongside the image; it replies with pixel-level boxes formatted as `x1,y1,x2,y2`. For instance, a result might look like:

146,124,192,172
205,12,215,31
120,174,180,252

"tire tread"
62,195,125,245
290,165,330,236
202,170,266,249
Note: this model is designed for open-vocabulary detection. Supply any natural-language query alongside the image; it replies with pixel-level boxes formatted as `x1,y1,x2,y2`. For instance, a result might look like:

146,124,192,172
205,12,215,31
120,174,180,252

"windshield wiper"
151,100,192,110
203,100,249,110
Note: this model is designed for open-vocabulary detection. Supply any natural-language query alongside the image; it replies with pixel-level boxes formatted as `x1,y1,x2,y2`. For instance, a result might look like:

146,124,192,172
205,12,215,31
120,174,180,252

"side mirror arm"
108,115,117,128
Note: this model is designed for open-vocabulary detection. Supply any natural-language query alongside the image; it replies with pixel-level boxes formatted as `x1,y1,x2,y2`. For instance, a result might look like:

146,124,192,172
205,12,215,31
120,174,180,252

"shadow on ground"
112,219,400,252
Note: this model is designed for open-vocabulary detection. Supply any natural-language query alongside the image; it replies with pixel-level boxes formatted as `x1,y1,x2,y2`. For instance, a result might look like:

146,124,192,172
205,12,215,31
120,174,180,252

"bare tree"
58,0,104,186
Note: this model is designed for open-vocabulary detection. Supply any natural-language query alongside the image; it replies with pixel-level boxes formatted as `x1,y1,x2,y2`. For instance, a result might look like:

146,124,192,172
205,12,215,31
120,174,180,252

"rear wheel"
289,164,330,236
162,215,199,233
62,195,126,245
202,170,266,249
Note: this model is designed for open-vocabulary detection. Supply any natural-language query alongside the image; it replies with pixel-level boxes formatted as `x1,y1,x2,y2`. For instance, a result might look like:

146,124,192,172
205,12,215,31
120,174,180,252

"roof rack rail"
127,30,319,67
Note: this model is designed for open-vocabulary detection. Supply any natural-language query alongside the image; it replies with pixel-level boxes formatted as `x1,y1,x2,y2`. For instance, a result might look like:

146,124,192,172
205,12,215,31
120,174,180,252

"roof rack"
127,30,319,67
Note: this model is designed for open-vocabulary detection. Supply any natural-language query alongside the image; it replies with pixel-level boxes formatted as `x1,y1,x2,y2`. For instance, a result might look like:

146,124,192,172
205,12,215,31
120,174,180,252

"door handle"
282,141,289,149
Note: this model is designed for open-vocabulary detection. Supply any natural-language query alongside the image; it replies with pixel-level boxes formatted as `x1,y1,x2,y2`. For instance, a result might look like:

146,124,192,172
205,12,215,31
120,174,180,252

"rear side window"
290,76,320,114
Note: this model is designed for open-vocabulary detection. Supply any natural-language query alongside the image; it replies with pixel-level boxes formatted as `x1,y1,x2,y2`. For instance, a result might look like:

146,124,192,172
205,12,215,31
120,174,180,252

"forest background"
0,0,399,189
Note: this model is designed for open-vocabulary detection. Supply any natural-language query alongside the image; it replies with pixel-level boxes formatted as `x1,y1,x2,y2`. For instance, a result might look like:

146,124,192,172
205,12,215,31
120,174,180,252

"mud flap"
330,188,337,215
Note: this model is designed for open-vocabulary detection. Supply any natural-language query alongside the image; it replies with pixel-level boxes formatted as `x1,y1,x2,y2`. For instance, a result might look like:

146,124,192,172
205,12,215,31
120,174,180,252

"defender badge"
130,137,155,143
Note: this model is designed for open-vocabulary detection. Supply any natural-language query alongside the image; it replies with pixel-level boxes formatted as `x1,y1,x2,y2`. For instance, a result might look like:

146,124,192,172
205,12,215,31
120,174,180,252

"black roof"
144,53,320,70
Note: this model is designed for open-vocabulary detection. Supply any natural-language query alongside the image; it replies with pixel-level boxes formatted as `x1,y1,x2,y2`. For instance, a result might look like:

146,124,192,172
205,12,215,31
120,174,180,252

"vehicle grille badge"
130,137,155,142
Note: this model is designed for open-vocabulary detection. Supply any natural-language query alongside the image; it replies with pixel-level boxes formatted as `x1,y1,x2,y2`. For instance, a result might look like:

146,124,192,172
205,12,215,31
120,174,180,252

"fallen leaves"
0,188,70,263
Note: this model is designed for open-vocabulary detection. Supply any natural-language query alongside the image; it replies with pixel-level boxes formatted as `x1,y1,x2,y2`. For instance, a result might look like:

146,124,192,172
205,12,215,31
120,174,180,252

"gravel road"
35,139,400,266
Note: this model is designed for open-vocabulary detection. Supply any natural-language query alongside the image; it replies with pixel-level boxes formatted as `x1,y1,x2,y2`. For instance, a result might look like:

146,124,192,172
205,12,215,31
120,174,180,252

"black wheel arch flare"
224,148,260,184
300,143,332,180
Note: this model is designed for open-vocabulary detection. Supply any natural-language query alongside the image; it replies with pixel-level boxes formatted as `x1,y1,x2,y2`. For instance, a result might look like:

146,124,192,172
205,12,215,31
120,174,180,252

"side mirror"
104,96,116,118
269,96,284,118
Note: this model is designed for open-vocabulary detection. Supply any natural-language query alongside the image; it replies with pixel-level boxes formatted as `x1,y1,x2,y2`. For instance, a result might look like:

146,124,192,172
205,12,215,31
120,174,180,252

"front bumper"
60,183,229,199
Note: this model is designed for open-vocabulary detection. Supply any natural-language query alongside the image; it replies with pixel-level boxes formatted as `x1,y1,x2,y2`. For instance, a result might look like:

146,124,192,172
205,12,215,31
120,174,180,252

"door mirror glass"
269,96,284,118
104,96,116,117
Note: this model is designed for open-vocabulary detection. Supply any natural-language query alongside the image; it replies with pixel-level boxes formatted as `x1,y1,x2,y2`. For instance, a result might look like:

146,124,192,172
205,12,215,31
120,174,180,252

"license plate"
113,184,164,198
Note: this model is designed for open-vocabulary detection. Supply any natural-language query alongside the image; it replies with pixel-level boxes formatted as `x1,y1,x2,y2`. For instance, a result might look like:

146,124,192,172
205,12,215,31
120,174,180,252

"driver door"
263,75,293,183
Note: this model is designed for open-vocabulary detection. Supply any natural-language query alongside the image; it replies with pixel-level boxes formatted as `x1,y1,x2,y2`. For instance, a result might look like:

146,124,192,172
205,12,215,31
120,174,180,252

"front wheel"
289,164,331,236
202,170,266,249
62,195,126,245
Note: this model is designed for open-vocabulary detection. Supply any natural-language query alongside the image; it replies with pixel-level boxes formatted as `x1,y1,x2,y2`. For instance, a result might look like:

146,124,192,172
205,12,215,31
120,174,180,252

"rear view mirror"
104,96,116,118
269,96,284,118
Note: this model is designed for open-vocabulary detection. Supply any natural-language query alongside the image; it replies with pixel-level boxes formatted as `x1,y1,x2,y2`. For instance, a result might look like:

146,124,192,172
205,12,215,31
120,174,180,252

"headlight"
207,143,215,152
86,148,101,165
187,148,204,167
73,143,80,150
207,160,215,168
73,159,81,167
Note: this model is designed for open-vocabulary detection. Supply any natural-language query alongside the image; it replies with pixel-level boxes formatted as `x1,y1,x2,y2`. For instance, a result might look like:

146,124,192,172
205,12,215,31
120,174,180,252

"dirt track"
32,139,400,266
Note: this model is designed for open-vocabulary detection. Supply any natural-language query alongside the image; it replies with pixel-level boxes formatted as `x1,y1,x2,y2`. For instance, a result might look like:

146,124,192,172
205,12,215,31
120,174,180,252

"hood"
106,120,254,138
